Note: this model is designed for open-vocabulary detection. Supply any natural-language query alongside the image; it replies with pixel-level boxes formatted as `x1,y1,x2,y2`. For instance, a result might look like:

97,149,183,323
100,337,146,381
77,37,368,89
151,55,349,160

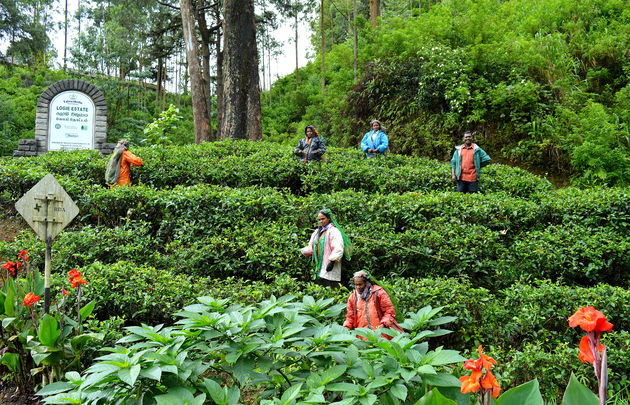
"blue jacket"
361,130,388,158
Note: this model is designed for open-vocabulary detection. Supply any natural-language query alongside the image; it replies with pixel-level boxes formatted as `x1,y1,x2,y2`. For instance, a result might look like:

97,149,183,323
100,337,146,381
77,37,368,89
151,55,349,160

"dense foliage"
1,142,629,402
264,0,630,186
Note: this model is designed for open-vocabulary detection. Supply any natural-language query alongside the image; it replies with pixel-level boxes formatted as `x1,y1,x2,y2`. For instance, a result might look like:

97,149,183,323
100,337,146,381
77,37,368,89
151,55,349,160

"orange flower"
481,370,501,398
23,292,40,307
478,345,497,371
460,369,482,394
62,286,70,296
568,306,613,333
463,358,482,371
578,335,603,364
71,275,88,288
18,250,29,261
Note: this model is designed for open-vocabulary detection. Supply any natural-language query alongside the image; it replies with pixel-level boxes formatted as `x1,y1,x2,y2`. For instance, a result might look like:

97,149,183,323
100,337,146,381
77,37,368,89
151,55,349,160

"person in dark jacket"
294,125,326,162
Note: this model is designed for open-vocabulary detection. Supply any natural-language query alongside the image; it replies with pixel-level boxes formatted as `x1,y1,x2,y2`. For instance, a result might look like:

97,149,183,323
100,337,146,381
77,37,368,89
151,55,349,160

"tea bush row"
2,185,629,287
0,140,552,196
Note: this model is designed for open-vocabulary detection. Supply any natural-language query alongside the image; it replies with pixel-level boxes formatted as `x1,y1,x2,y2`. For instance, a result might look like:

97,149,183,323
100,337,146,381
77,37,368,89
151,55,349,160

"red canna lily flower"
481,370,501,398
459,369,482,394
69,268,80,278
70,276,88,288
62,286,71,296
478,345,497,371
3,261,16,276
568,306,613,333
23,292,40,307
578,335,603,364
18,250,29,261
463,358,482,371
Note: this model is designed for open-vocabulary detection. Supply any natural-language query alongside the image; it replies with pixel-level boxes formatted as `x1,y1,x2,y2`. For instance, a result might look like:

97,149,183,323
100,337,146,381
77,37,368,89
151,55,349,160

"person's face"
463,133,473,146
372,122,380,131
306,128,313,138
317,213,330,227
354,278,366,292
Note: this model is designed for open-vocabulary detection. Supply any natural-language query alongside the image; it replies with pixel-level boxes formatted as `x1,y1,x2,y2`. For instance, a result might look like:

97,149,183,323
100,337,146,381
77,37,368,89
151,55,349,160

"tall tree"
180,0,212,143
369,0,380,27
221,0,261,140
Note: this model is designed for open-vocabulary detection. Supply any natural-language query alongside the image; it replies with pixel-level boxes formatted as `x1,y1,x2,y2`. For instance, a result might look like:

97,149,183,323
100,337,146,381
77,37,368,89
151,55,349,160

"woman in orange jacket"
343,270,403,339
105,140,143,187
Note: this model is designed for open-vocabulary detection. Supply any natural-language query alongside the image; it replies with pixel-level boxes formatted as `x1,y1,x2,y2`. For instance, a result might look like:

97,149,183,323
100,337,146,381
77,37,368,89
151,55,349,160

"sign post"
15,174,79,312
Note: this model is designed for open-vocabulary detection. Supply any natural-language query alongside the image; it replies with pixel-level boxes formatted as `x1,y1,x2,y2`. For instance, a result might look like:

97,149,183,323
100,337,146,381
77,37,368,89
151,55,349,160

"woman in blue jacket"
361,119,388,158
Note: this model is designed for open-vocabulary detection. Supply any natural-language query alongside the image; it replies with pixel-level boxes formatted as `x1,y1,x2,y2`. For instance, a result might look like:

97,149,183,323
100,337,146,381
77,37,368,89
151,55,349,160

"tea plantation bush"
0,140,553,197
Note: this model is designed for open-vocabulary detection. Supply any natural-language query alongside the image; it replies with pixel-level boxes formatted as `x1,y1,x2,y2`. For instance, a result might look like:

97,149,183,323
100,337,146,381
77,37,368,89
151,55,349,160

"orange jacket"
117,149,143,186
343,285,403,339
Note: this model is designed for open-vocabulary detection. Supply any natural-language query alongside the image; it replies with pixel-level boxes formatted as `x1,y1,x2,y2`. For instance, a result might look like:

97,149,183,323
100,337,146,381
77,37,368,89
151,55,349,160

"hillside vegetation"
1,141,629,402
264,0,630,186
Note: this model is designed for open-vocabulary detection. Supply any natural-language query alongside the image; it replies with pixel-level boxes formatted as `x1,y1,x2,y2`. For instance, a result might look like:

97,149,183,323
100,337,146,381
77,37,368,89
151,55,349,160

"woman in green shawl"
300,209,352,288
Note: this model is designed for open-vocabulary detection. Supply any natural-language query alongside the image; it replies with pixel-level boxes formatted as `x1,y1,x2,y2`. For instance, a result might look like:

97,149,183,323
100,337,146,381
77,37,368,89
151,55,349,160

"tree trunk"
221,0,262,140
156,57,163,113
320,0,325,95
196,0,213,140
215,5,223,139
353,0,358,80
180,0,212,143
63,0,68,71
370,0,380,28
295,11,299,88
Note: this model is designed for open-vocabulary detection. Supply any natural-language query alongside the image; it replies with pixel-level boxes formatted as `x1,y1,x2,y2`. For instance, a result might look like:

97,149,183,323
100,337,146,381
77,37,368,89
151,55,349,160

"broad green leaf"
280,383,303,405
390,384,408,400
2,317,16,328
1,352,21,372
321,365,347,384
40,391,83,404
4,286,15,317
227,386,241,405
358,394,377,405
422,373,461,388
327,383,360,395
205,379,227,405
79,300,96,320
36,381,75,396
39,314,61,347
427,350,465,366
561,373,598,405
499,379,543,405
415,388,458,405
117,364,141,387
140,365,162,381
155,387,197,405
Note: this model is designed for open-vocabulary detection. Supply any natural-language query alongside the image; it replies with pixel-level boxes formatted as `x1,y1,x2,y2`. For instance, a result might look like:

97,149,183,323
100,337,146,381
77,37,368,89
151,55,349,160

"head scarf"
104,140,129,185
370,119,386,132
353,270,373,301
319,208,352,260
305,125,319,137
353,269,403,322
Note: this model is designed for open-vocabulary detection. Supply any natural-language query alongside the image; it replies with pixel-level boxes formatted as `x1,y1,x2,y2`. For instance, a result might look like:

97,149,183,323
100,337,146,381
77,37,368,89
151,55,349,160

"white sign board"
15,174,79,241
48,90,95,151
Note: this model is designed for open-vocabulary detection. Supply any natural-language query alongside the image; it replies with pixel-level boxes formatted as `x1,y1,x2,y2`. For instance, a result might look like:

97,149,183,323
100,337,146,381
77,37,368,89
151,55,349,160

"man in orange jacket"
343,271,403,339
105,140,143,187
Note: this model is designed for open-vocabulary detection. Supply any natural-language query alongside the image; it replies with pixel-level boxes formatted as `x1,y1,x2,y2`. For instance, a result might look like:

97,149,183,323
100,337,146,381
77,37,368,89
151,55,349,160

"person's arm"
450,150,458,182
316,138,326,155
360,133,370,153
328,227,344,263
343,293,355,329
377,290,397,328
300,231,316,257
125,151,143,167
377,132,388,153
294,139,304,156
